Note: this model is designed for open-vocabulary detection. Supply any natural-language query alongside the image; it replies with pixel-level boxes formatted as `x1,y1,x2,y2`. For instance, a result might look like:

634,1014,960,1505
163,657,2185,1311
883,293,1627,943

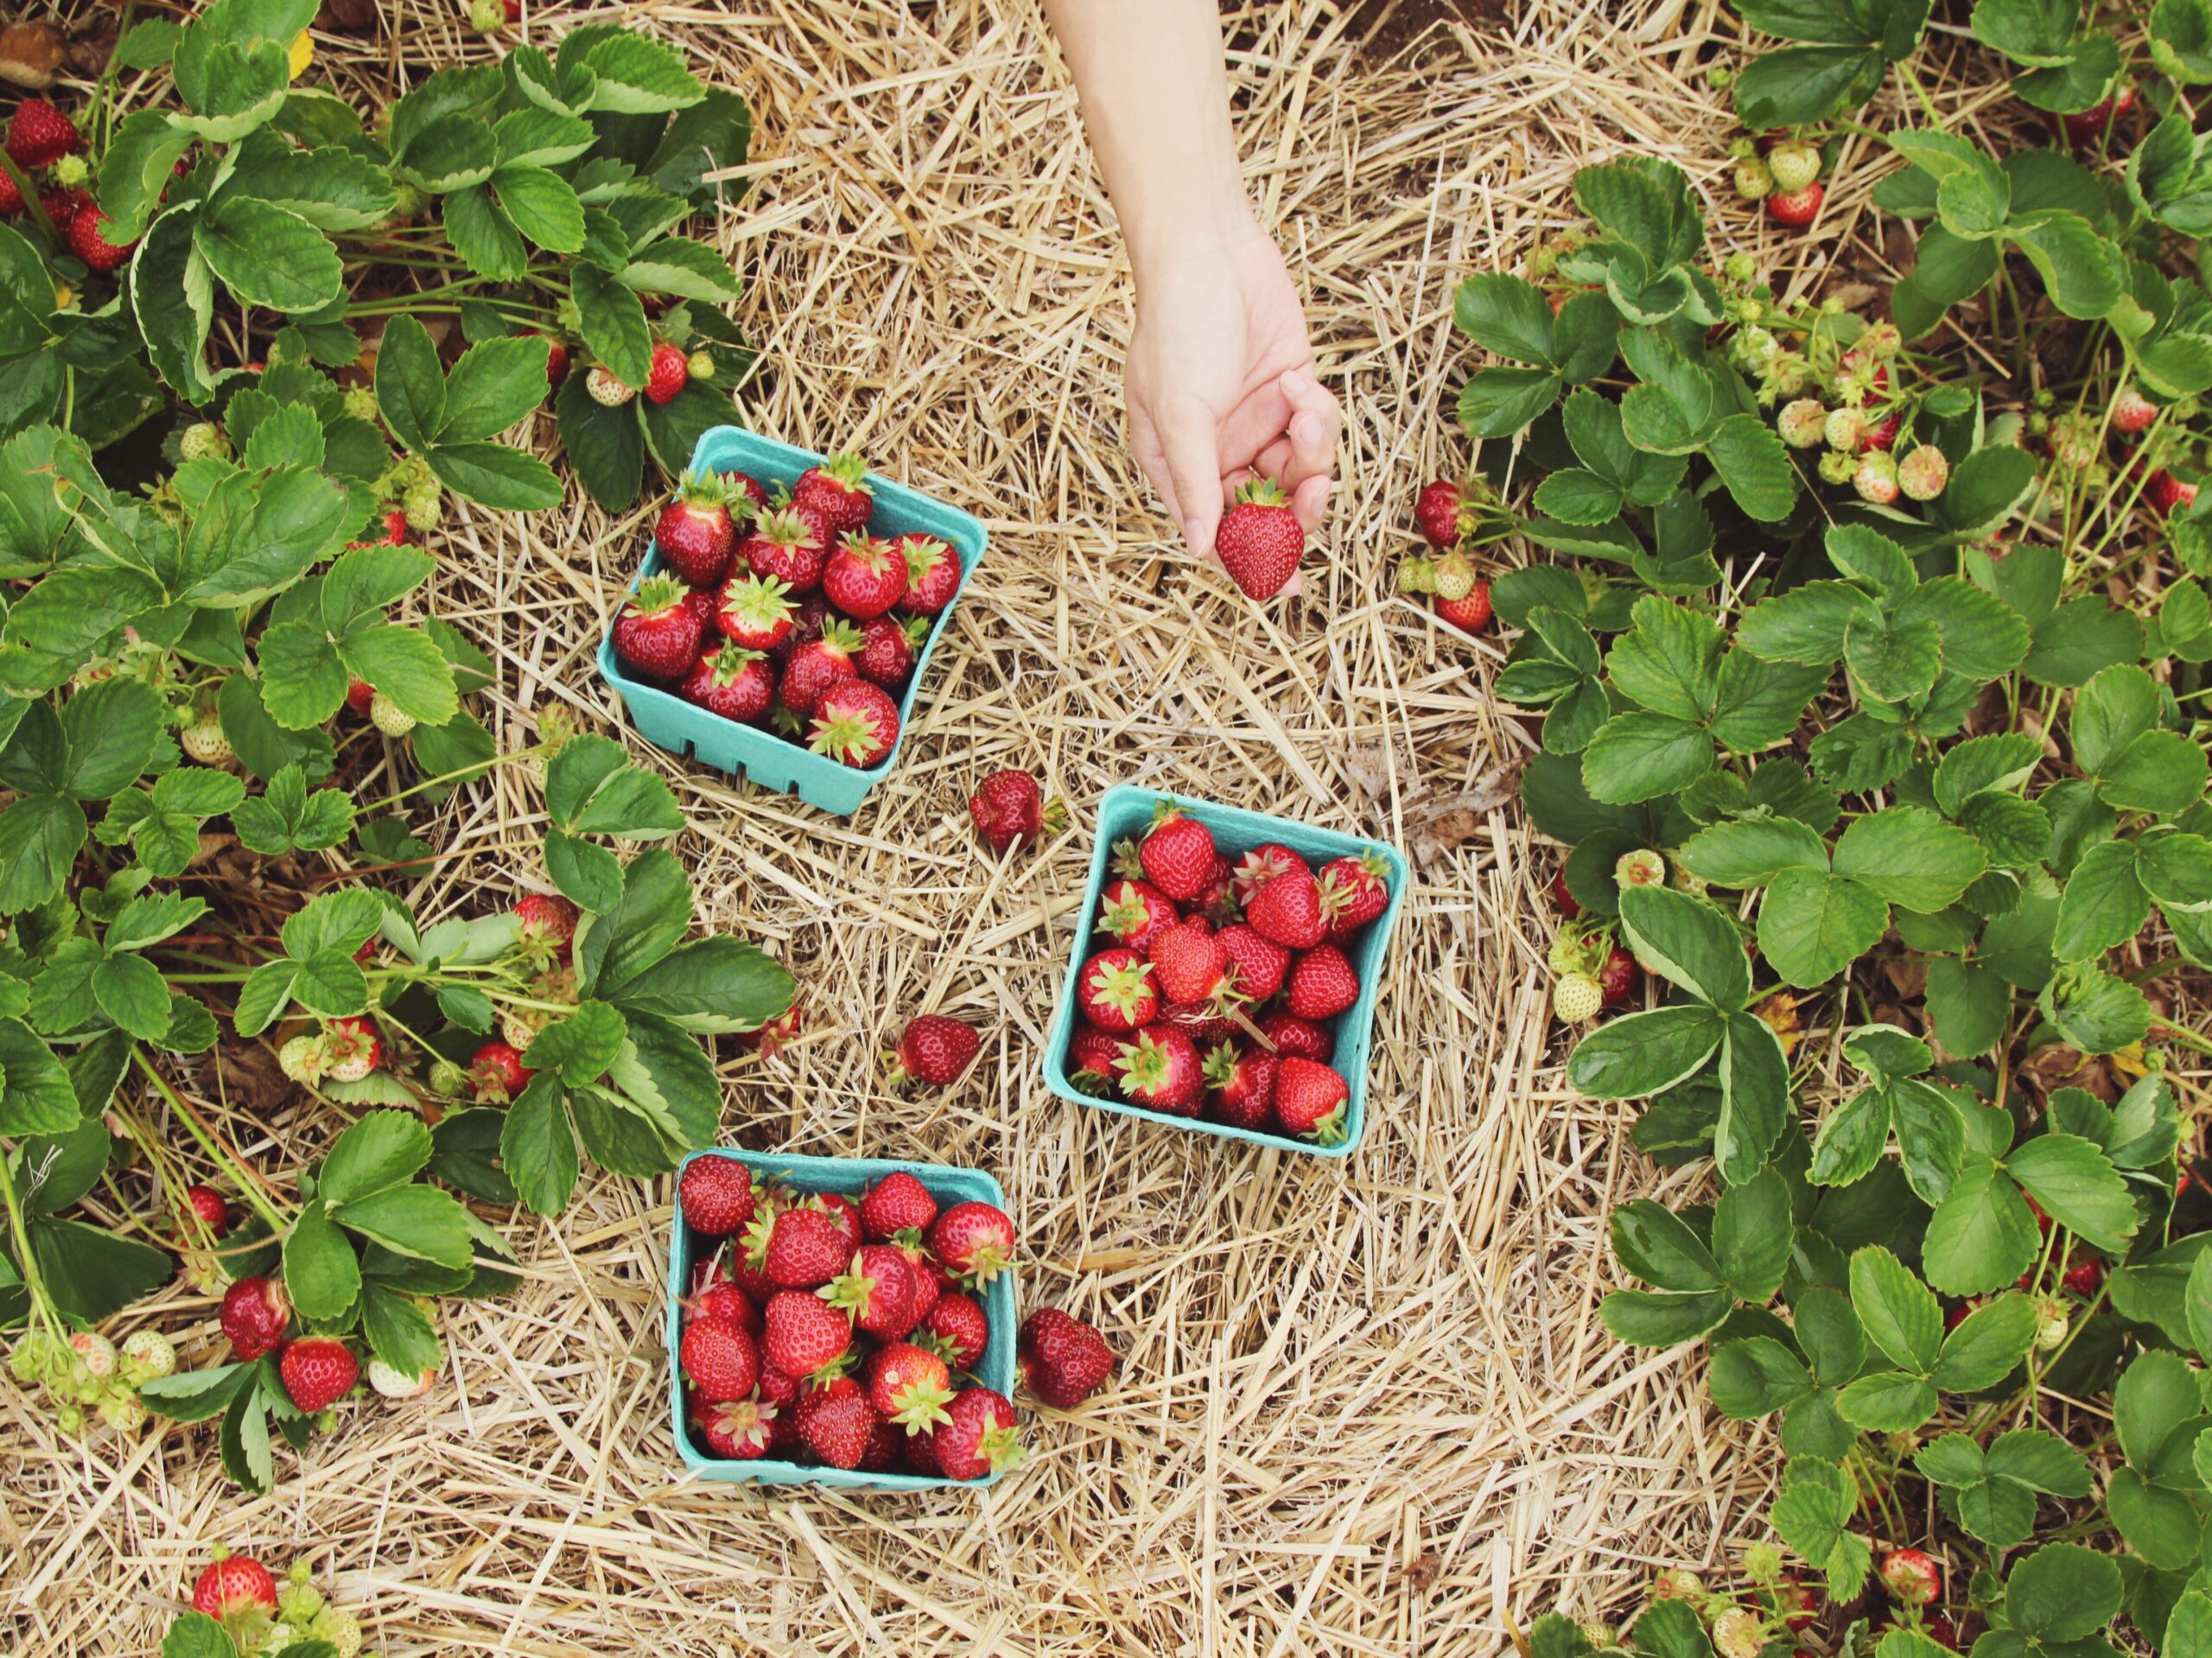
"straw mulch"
2,0,1870,1651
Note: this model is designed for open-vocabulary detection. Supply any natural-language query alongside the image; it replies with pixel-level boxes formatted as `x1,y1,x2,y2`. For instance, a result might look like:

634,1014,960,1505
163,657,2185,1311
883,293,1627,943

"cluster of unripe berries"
1728,132,1827,227
1546,849,1656,1024
1397,475,1494,633
7,1324,177,1435
1757,324,1951,505
584,340,715,408
187,1550,369,1658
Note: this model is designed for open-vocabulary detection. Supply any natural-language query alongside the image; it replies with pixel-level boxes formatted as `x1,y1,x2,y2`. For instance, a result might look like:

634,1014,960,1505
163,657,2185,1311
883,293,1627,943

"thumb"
1158,400,1224,559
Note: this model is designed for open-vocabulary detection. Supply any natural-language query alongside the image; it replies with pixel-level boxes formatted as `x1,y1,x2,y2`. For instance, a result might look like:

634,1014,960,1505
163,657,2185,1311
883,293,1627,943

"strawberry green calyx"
810,706,886,766
900,535,951,582
756,507,819,551
818,617,865,655
1087,955,1156,1025
631,574,690,617
1116,1030,1179,1098
1110,836,1145,880
1232,476,1291,511
819,1254,888,1319
972,1413,1023,1475
703,642,766,684
1305,1099,1351,1149
677,468,732,513
817,450,871,491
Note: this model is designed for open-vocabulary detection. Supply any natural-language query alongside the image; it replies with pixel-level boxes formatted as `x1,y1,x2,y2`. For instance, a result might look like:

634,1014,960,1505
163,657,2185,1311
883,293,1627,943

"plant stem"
131,1051,292,1235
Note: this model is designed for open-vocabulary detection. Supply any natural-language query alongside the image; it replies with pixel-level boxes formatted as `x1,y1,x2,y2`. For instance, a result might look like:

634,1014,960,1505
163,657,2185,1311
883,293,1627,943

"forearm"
1040,0,1255,278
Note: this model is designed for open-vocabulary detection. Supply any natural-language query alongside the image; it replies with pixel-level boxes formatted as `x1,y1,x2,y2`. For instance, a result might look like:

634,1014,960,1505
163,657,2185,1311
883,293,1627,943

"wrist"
1127,186,1262,289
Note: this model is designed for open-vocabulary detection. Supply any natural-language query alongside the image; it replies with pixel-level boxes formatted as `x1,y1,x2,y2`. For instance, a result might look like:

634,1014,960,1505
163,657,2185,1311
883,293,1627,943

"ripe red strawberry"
1244,864,1327,950
810,678,901,768
679,1155,757,1237
969,768,1063,851
718,468,767,509
7,98,80,168
895,533,961,613
1316,852,1391,939
857,1417,904,1471
1414,479,1463,548
796,1374,879,1470
278,1336,359,1412
345,508,411,553
1096,877,1179,952
855,615,920,688
682,1278,762,1334
1147,918,1230,1006
681,643,774,724
823,533,908,619
2063,1254,2105,1296
1077,947,1159,1033
691,1391,777,1459
762,1289,852,1377
772,592,834,664
41,184,88,228
1597,944,1639,1008
680,1314,761,1401
1230,843,1301,903
1766,182,1823,227
919,1293,990,1371
1204,1043,1276,1129
860,1172,938,1241
764,1207,849,1290
864,1340,957,1431
2149,470,2198,516
1879,1548,1940,1607
892,1238,943,1327
687,587,731,633
2061,82,2137,147
1017,1306,1114,1408
808,1192,863,1252
931,1385,1021,1480
791,452,874,540
1259,1009,1334,1063
1436,582,1492,632
902,1420,944,1474
1286,945,1360,1020
655,472,740,587
183,1183,232,1237
193,1553,278,1626
2114,386,2158,435
741,508,827,593
322,1013,383,1080
929,1200,1015,1284
1066,1024,1125,1095
715,573,798,652
779,620,862,717
1775,1578,1817,1633
887,1013,980,1087
823,1243,918,1338
1273,1057,1351,1144
613,575,704,681
1137,806,1217,901
543,337,569,390
735,1003,802,1060
1216,922,1289,1001
515,893,578,953
1551,867,1580,917
67,205,136,273
220,1275,289,1360
0,169,17,215
468,1039,532,1102
1115,1024,1205,1115
1215,476,1304,600
644,340,689,404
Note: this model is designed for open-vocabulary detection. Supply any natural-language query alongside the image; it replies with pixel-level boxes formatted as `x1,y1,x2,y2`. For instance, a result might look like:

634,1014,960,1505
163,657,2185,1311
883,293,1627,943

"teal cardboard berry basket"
665,1148,1018,1492
1041,785,1408,1158
598,428,987,816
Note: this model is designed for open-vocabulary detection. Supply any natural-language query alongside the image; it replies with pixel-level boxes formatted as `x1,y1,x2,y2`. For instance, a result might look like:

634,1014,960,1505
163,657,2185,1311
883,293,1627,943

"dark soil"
1336,0,1508,61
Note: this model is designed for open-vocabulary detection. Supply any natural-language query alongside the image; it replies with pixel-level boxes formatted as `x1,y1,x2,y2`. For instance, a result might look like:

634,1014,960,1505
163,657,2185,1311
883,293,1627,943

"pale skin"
1039,0,1342,562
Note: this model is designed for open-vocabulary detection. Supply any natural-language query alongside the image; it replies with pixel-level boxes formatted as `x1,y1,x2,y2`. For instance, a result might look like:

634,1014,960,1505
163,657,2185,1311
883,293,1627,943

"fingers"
1156,397,1229,559
1289,473,1332,535
1274,367,1343,497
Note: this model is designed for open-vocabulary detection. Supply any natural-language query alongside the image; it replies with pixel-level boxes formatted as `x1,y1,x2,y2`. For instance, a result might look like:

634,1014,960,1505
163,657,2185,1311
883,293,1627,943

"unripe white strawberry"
101,1394,148,1432
1732,157,1774,200
1713,1608,1765,1658
402,484,442,532
322,1015,383,1083
501,1008,547,1057
67,1331,117,1378
177,422,229,462
368,690,416,737
1779,398,1828,448
2114,385,2158,434
586,365,634,406
2049,412,2099,470
1824,406,1864,453
1554,972,1603,1024
1616,848,1665,888
2033,1296,2069,1350
1853,450,1900,504
1397,556,1437,595
1652,1568,1703,1600
278,1033,329,1084
367,1357,435,1399
467,0,505,30
316,1606,364,1658
1766,142,1821,193
120,1329,175,1381
55,1401,85,1434
687,349,715,379
1859,321,1902,359
1899,444,1949,501
1580,1623,1616,1651
1765,353,1810,398
180,718,234,765
1432,549,1477,602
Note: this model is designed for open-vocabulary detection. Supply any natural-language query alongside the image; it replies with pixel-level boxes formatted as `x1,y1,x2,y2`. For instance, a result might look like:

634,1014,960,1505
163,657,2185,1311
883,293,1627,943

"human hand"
1124,219,1341,565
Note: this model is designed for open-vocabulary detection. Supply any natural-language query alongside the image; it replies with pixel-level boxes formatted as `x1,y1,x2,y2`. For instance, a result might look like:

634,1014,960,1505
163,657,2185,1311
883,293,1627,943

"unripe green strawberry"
1713,1608,1765,1658
51,152,88,188
402,484,442,532
103,1394,148,1432
315,1607,363,1658
1553,972,1603,1024
121,1329,175,1381
1431,549,1477,602
467,0,504,29
368,690,416,737
1823,406,1864,453
368,1357,435,1398
2033,1296,2069,1350
1547,924,1585,975
178,422,229,462
278,1033,328,1084
1732,156,1774,200
687,349,715,379
1898,444,1948,501
1778,398,1827,448
586,365,633,406
1764,353,1809,398
1766,142,1821,193
1722,251,1757,283
1615,848,1665,888
1860,321,1902,359
342,386,378,421
1817,449,1858,485
1853,449,1900,505
1396,556,1437,595
181,717,233,765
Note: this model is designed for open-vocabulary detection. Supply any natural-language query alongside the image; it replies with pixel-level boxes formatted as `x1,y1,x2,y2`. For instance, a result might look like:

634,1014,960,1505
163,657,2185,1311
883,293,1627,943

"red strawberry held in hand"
680,1314,761,1402
1137,805,1217,901
278,1336,359,1412
644,340,689,404
1214,476,1304,599
7,98,81,168
931,1385,1021,1479
895,533,961,614
929,1199,1014,1284
791,452,875,541
613,575,704,681
823,533,908,619
1414,479,1464,549
1115,1024,1205,1115
969,768,1064,851
682,643,774,724
779,619,862,718
887,1013,981,1087
654,471,741,588
859,1171,938,1240
809,678,901,768
741,508,827,594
